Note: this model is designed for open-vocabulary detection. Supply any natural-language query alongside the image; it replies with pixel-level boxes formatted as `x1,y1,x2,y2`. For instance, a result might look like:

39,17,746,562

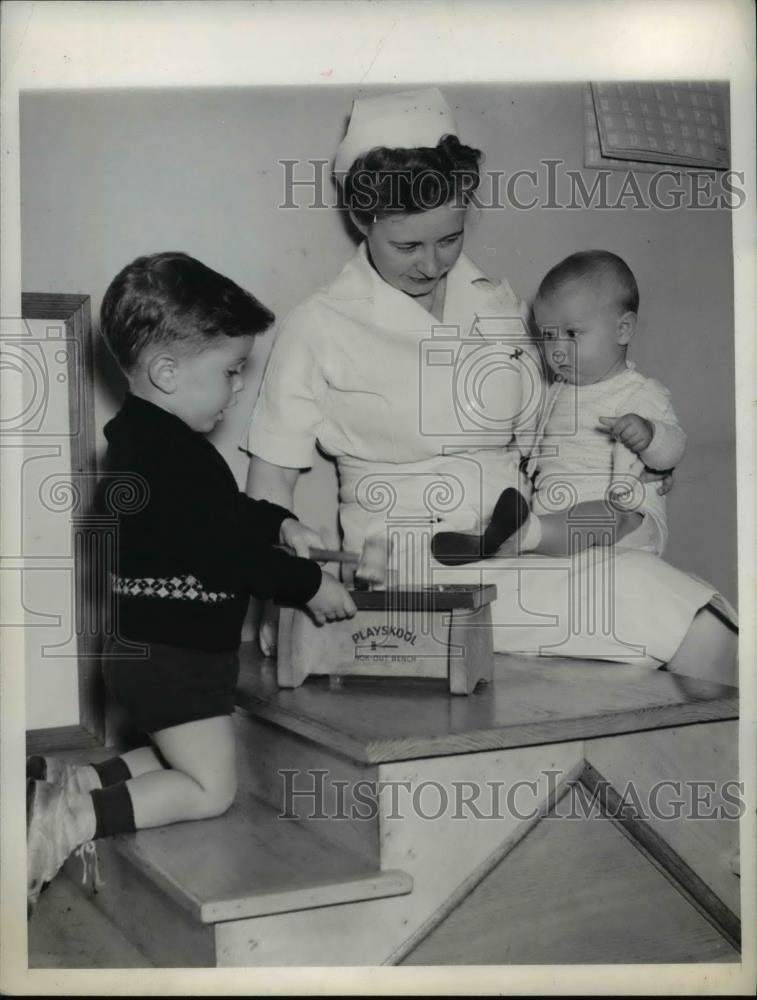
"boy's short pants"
101,636,240,734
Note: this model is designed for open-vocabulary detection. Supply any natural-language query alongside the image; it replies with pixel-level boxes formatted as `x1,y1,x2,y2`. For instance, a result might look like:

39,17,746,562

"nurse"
244,87,737,684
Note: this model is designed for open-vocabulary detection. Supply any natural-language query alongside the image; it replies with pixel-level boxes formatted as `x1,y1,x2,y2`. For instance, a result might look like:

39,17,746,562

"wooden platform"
235,643,737,763
31,643,740,968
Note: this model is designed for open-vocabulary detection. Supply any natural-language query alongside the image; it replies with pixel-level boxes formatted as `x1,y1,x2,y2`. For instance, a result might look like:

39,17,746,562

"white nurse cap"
334,87,458,178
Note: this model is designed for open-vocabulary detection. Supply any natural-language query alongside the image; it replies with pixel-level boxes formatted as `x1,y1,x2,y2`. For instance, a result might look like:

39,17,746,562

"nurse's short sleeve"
243,303,327,468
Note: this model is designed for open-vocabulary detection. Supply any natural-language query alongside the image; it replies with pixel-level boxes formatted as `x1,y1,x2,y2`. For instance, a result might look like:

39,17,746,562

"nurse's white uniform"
246,244,728,667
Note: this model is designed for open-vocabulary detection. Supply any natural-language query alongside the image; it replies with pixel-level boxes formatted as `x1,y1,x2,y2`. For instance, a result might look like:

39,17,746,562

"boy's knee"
200,777,237,818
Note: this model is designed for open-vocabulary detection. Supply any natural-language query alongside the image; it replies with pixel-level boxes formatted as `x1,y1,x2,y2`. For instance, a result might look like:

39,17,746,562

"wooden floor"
402,792,739,966
28,874,151,969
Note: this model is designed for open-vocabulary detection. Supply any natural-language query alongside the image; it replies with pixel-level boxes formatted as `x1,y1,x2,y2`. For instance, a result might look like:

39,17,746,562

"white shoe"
26,755,100,795
27,779,89,918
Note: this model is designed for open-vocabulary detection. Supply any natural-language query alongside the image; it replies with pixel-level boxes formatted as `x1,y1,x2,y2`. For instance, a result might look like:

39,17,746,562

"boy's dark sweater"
95,393,322,652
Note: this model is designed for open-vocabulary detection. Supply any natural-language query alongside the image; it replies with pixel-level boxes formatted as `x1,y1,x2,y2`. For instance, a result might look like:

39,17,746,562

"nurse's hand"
307,572,357,625
279,517,325,557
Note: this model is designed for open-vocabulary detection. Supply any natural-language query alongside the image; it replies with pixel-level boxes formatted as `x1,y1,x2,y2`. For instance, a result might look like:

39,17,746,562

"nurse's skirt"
434,547,733,667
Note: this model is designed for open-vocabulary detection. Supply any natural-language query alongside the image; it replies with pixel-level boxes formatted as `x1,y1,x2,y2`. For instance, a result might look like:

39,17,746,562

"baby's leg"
433,491,643,565
489,502,642,558
432,488,529,565
533,502,643,557
664,607,738,687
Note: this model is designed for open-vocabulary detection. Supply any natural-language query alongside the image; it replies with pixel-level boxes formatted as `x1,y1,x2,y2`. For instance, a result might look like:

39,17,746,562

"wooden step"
233,711,382,864
64,788,411,966
97,789,409,924
32,724,409,966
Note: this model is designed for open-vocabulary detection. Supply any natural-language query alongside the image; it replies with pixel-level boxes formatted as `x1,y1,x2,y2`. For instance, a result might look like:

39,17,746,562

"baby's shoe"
26,778,93,918
26,754,100,795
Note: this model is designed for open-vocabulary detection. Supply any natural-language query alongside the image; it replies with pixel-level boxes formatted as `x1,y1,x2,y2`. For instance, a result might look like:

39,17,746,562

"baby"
432,250,685,563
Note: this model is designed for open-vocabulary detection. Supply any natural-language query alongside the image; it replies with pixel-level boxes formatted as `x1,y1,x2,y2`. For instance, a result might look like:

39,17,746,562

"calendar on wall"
584,81,730,172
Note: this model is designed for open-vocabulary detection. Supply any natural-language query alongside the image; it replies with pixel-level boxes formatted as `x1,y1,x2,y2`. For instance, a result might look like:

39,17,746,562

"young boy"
432,250,686,563
26,252,356,916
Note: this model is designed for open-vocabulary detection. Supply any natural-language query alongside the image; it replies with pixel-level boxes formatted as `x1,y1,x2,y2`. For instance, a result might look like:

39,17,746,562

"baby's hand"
306,571,357,625
640,467,675,496
279,517,324,558
598,413,654,454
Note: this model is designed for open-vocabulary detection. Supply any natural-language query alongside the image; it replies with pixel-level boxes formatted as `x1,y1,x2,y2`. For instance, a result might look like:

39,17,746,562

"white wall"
20,83,737,622
20,318,82,728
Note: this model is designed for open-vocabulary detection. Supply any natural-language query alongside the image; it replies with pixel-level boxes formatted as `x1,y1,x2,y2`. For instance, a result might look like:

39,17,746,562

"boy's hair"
536,250,640,315
100,252,275,372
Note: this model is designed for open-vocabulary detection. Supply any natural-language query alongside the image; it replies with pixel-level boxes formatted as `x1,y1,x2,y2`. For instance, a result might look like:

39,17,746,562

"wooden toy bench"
277,583,497,695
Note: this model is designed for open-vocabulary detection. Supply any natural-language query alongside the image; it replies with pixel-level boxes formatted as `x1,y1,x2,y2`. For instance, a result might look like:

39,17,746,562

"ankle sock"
27,755,108,793
92,756,132,787
431,530,485,566
91,783,137,839
432,488,530,566
482,488,530,553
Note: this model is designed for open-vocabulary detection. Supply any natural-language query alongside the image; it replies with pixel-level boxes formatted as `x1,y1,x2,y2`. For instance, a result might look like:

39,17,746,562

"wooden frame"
21,292,106,751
